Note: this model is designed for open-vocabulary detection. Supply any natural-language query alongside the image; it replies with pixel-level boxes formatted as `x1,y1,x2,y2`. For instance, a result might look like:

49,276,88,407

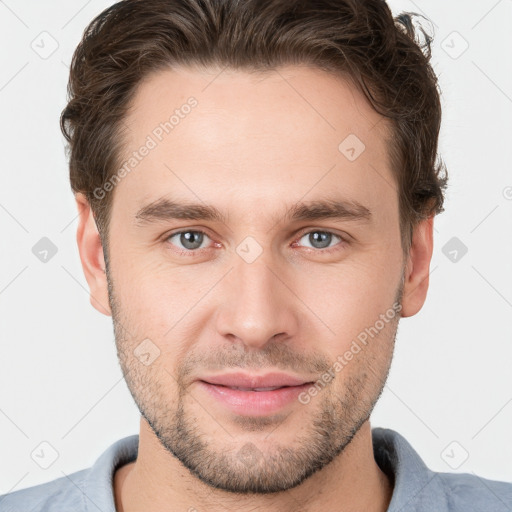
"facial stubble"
105,254,403,495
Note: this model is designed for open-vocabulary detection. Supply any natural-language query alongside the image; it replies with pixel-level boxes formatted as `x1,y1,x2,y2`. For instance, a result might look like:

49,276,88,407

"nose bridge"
215,247,298,348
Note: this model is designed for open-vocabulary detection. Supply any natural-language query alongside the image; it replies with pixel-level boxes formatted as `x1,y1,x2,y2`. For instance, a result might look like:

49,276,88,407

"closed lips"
213,385,290,391
199,372,315,389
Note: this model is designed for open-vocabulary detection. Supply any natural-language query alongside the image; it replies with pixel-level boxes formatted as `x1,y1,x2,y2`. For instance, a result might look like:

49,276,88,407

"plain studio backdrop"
1,0,511,494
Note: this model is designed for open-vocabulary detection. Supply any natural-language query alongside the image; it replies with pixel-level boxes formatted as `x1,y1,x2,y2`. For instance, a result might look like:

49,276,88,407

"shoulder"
0,468,88,512
372,427,512,511
0,434,138,512
436,470,512,511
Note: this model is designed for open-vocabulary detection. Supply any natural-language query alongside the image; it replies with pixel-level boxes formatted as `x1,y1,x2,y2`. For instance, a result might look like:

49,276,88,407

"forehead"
114,65,396,225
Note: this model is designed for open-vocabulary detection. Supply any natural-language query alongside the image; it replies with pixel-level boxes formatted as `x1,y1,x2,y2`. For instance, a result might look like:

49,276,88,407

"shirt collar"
84,434,138,512
372,427,450,512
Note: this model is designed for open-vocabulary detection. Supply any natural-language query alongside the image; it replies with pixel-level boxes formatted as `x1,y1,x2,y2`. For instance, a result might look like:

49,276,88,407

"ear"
400,216,434,318
75,193,112,316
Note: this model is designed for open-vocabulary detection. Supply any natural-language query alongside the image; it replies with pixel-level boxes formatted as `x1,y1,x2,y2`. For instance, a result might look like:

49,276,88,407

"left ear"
400,216,434,318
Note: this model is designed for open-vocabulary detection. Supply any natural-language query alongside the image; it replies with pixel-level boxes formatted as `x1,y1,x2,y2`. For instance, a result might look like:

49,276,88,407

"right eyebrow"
135,198,227,225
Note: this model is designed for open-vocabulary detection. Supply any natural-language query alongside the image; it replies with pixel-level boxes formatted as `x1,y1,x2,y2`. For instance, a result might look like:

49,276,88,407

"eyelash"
164,228,348,256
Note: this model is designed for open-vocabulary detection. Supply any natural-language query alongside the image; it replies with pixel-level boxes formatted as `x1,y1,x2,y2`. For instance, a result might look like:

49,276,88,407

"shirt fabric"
1,427,511,511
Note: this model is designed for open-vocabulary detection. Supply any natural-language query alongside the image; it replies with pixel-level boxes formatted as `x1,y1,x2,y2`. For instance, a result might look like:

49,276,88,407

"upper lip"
199,372,313,388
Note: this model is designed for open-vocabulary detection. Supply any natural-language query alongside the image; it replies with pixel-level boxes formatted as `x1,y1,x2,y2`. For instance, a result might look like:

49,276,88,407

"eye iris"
181,231,203,250
309,231,331,249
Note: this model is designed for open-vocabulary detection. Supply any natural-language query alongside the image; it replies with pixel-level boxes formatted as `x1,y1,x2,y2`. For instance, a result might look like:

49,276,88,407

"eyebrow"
134,197,372,227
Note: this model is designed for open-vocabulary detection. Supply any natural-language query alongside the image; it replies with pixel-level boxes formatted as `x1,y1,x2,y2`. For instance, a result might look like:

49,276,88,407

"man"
1,0,511,511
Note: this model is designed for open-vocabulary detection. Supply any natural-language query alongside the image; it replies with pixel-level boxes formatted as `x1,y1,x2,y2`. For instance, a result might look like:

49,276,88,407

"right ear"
75,193,112,316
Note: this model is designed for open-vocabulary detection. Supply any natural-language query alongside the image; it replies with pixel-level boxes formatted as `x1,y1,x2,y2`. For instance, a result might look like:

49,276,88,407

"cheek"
110,245,178,307
294,254,401,338
111,260,214,361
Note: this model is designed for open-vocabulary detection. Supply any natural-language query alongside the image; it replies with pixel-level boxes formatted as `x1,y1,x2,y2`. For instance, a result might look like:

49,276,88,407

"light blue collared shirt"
1,427,511,511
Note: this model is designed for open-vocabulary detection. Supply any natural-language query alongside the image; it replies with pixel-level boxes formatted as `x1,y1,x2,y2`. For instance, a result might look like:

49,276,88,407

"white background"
0,0,511,496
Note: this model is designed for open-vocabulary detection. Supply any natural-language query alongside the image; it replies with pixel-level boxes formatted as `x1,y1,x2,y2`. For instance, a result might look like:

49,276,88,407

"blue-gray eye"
299,231,342,250
168,230,209,251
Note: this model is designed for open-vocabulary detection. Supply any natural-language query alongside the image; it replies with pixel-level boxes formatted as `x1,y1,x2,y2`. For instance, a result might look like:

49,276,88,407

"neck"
114,418,393,512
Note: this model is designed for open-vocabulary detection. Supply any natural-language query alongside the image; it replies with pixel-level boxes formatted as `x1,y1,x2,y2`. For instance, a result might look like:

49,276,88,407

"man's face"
103,65,406,493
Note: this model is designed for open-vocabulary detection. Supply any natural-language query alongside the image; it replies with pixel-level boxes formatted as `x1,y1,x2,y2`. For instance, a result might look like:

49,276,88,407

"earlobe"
75,193,112,316
400,216,434,318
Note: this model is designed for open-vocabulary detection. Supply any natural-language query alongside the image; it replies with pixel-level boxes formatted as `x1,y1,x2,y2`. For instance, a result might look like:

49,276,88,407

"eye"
166,230,212,253
294,230,346,252
164,228,347,256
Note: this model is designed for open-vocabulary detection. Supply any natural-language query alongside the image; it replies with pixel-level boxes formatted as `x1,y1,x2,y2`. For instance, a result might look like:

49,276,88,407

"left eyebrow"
282,198,372,224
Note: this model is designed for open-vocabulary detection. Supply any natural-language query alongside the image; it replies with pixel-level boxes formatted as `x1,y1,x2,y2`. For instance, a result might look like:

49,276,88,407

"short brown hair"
60,0,448,254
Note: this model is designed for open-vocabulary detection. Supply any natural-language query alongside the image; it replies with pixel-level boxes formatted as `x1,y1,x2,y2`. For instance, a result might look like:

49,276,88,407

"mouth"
196,375,315,417
205,384,296,392
198,371,314,389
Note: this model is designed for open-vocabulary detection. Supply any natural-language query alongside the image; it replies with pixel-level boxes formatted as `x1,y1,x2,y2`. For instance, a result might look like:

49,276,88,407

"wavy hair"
60,0,448,254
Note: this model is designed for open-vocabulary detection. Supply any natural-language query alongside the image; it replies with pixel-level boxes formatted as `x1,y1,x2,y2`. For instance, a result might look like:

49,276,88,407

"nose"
214,252,300,350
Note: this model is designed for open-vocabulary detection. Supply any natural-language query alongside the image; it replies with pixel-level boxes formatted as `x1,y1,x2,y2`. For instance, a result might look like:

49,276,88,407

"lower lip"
196,381,313,416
